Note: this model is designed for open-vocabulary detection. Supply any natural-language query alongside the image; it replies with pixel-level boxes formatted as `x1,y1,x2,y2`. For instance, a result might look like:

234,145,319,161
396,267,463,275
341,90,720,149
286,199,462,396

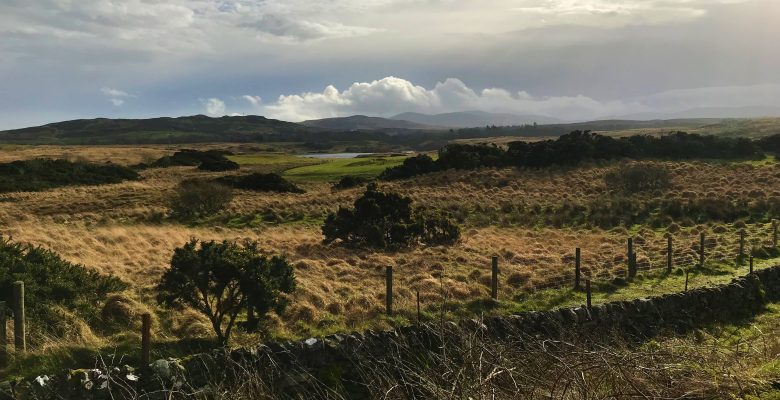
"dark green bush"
379,154,438,181
217,173,304,193
604,163,672,193
0,158,139,193
0,237,127,335
332,175,370,190
198,157,240,172
170,179,234,220
141,149,239,171
322,184,460,249
156,239,295,345
379,131,766,180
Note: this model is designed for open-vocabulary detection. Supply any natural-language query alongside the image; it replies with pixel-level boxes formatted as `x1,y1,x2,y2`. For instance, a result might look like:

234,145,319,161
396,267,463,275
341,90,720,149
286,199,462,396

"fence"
380,220,779,321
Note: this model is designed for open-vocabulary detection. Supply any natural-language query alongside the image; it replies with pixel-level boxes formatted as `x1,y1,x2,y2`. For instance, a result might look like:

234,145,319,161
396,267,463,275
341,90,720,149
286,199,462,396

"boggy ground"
0,143,779,377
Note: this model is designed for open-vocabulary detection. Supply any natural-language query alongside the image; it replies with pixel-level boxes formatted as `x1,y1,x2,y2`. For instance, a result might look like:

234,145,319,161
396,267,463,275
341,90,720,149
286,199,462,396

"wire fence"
379,221,779,320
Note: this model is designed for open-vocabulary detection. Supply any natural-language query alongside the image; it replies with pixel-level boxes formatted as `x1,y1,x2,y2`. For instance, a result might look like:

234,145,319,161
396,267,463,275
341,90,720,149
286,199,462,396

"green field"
228,153,321,166
283,155,409,182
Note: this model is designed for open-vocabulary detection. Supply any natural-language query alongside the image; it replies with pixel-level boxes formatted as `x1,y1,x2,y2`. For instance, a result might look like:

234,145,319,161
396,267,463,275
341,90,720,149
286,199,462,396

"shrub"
217,173,304,193
0,158,139,193
437,143,507,170
322,184,460,249
156,239,296,345
379,154,438,181
332,175,370,190
170,179,234,220
0,237,127,336
143,149,240,171
604,163,672,193
198,157,240,172
378,130,766,180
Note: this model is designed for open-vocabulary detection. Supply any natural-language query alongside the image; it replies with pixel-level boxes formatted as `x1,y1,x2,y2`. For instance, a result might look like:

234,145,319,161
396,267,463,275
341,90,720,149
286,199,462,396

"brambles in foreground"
604,163,672,193
170,180,234,220
216,173,305,193
0,237,127,339
0,158,139,193
322,183,460,249
156,239,296,346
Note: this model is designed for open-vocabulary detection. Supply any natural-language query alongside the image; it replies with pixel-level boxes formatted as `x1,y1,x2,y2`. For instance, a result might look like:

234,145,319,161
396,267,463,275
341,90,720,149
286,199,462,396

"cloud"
241,14,379,41
101,87,130,98
204,98,226,116
264,76,780,122
101,87,134,107
242,95,263,107
263,76,646,121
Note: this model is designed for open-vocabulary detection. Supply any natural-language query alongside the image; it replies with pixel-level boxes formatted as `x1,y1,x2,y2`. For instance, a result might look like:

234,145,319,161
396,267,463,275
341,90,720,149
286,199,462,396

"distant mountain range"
392,110,563,128
301,115,443,130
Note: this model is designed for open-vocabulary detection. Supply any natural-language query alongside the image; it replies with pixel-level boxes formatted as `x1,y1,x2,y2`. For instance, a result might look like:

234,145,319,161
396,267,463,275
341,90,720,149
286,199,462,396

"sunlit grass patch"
228,153,321,167
283,155,409,182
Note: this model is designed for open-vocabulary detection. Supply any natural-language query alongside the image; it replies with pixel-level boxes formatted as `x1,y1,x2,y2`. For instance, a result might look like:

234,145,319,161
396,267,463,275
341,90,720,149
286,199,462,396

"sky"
1,0,779,129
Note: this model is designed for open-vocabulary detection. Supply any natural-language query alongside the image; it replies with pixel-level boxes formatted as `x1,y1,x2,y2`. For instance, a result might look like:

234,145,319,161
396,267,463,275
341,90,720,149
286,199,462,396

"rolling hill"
0,115,310,144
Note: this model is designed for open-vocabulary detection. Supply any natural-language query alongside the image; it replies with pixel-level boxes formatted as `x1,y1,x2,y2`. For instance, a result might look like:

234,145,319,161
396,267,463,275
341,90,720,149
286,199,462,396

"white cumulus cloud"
263,76,646,121
242,95,263,107
204,98,226,116
101,87,134,107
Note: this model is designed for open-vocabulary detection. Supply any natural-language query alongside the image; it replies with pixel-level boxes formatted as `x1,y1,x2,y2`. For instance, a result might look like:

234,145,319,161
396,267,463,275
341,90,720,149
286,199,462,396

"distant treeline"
380,131,779,180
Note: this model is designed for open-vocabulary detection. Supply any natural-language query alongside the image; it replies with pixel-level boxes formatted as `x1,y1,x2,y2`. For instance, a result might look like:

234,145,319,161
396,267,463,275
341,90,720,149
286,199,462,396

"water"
301,152,374,159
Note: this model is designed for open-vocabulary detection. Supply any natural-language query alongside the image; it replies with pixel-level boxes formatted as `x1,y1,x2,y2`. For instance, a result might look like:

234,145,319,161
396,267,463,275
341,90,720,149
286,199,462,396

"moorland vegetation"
0,129,778,386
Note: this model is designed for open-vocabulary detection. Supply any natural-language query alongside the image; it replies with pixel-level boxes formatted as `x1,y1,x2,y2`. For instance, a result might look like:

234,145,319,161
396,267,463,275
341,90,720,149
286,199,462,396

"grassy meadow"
0,142,779,380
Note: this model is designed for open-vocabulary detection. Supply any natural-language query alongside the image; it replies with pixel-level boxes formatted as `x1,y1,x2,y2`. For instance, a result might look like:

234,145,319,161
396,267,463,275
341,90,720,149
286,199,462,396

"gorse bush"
0,158,139,193
332,175,370,190
142,149,239,171
217,173,304,193
604,163,672,193
0,237,127,337
378,154,438,181
170,179,234,220
380,131,766,180
156,239,296,345
322,184,460,249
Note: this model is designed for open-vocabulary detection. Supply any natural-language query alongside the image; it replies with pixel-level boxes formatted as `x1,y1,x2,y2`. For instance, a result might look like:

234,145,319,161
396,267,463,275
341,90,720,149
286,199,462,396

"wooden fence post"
141,313,152,366
627,238,636,279
738,230,746,265
0,301,6,367
684,271,689,292
13,281,25,353
491,256,498,300
774,220,778,249
699,232,706,268
585,279,592,309
416,290,421,324
667,235,673,272
386,266,393,316
574,248,581,290
749,256,754,275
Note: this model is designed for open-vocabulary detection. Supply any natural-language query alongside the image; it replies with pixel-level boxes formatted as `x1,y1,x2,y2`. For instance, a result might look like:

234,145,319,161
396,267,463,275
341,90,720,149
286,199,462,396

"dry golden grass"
0,144,778,344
